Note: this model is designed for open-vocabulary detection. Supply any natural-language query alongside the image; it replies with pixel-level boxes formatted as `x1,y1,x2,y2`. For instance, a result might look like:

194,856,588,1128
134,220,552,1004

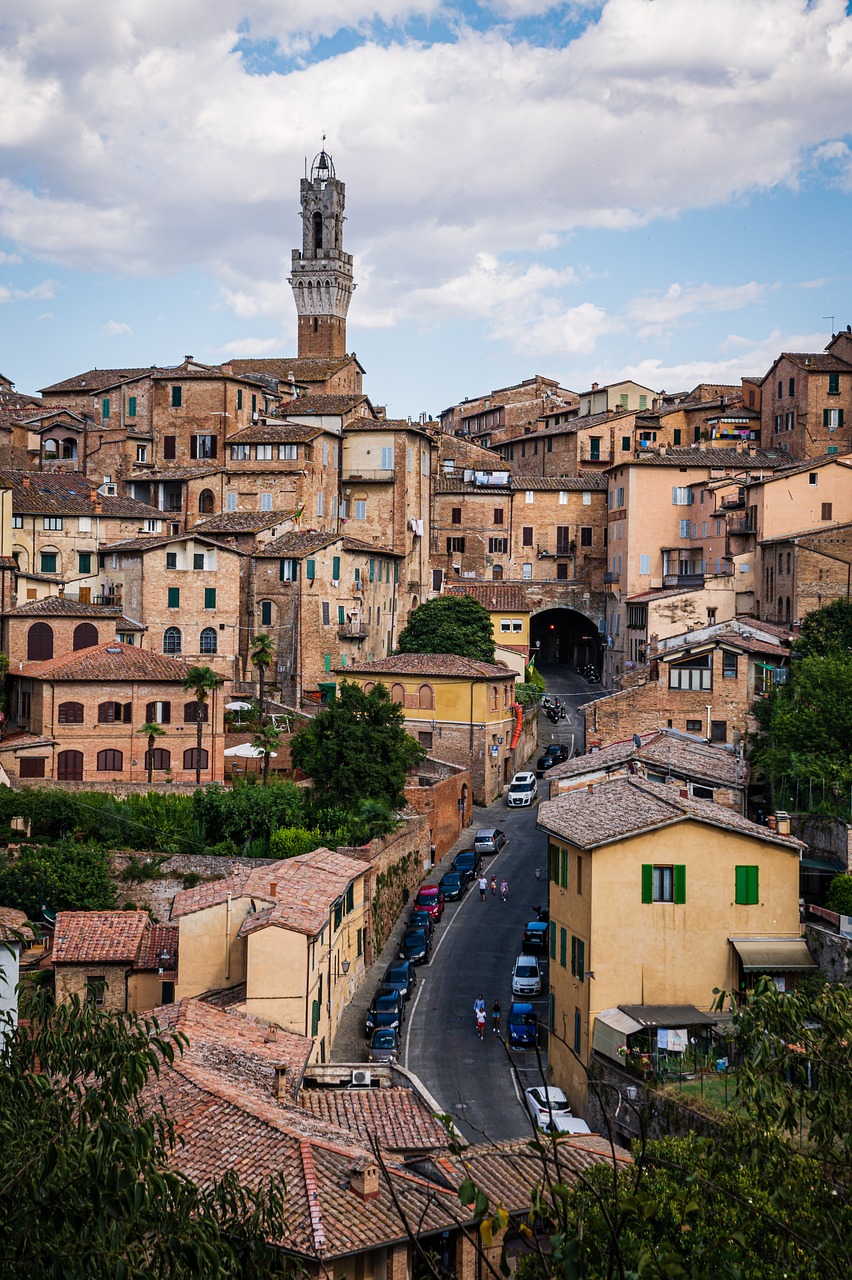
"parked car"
506,772,538,807
522,921,549,954
399,927,430,965
508,1002,538,1049
536,744,569,776
524,1086,591,1134
439,870,465,901
451,850,481,884
511,954,542,996
365,989,404,1036
382,960,416,1001
408,907,434,937
368,1028,400,1064
413,885,444,921
473,828,507,856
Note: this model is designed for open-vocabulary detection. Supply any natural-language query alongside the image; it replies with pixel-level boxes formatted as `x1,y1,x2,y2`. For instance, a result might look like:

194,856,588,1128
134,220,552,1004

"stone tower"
289,147,354,360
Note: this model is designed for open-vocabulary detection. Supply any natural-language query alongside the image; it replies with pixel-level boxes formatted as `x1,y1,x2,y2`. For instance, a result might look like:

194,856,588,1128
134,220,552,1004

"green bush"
826,872,852,915
0,840,116,918
524,664,546,693
269,827,323,859
514,681,541,707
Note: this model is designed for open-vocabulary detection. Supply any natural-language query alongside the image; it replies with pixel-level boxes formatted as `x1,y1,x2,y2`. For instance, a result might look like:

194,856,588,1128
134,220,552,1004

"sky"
1,0,852,418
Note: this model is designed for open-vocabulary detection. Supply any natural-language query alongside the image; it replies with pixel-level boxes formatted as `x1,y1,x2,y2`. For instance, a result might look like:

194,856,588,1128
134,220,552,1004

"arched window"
163,627,182,654
184,701,208,723
61,438,77,459
43,437,58,457
73,622,99,651
313,211,323,251
786,596,792,622
183,747,208,771
491,685,498,710
145,701,171,724
57,702,84,724
259,600,274,627
97,749,124,772
787,551,792,574
12,546,27,572
198,489,214,514
200,627,218,654
417,684,434,710
778,553,783,572
27,622,54,661
778,596,784,618
492,565,504,580
390,683,406,704
57,750,84,780
363,682,375,694
145,748,171,771
98,701,127,724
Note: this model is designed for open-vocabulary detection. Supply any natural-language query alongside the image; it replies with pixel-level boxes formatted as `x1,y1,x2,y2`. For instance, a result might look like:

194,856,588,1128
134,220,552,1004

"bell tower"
289,147,354,359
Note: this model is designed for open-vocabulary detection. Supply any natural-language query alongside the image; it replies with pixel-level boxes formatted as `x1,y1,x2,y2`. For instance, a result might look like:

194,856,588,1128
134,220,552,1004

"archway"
529,607,602,670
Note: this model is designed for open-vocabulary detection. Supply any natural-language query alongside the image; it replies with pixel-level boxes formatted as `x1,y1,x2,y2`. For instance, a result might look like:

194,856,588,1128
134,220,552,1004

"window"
525,490,534,504
673,428,681,445
824,407,844,429
200,627,218,654
58,701,84,724
639,553,650,575
573,1008,582,1054
521,526,533,547
710,720,727,743
76,551,92,576
417,684,434,709
163,435,176,459
279,443,297,460
165,552,178,572
43,516,63,532
102,398,110,421
451,507,462,524
828,372,840,395
808,472,818,487
27,622,53,660
446,537,465,553
184,701,208,723
306,559,315,581
86,977,106,1007
146,748,171,772
522,563,532,579
494,508,504,524
190,553,204,571
380,446,393,469
11,515,22,529
577,856,583,895
236,388,243,410
642,864,686,904
582,491,592,505
259,492,272,512
672,487,693,505
722,652,738,678
549,921,556,959
354,500,366,520
735,865,760,905
556,563,569,580
225,492,237,511
97,749,124,772
389,683,405,703
622,435,631,451
321,601,330,626
489,537,508,553
669,654,711,690
171,385,182,408
317,492,324,517
72,622,98,650
19,758,46,779
279,558,297,581
260,600,272,627
256,444,273,461
559,927,567,968
231,444,249,460
57,750,83,781
580,526,593,547
570,935,585,981
332,555,340,583
204,587,216,609
98,701,129,724
821,502,833,521
418,730,433,750
679,519,691,537
136,444,148,464
191,434,217,459
183,748,208,771
167,587,180,608
163,627,182,654
685,718,702,732
145,701,171,724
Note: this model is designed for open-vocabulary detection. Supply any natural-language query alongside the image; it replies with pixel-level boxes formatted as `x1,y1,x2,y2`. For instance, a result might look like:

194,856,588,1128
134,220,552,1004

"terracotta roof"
237,849,368,938
135,923,179,972
345,653,515,679
618,447,792,470
258,530,337,557
24,641,193,683
0,470,163,518
42,364,271,395
538,775,803,850
742,452,852,485
283,394,370,416
40,367,153,394
298,1087,451,1153
445,583,532,613
3,597,134,621
226,422,321,444
435,474,605,493
223,355,362,383
101,532,237,554
340,536,403,557
133,466,220,481
548,730,746,788
774,352,852,375
0,906,33,943
435,476,511,494
193,511,294,534
53,910,149,964
759,518,852,546
0,733,57,753
344,416,434,438
625,586,697,604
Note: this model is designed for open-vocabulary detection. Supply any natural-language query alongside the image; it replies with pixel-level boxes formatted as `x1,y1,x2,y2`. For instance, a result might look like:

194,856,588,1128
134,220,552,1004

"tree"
138,721,166,787
396,595,495,662
795,597,852,659
825,872,852,915
252,723,282,788
0,987,296,1277
0,840,116,918
290,680,424,810
182,666,223,786
250,632,275,719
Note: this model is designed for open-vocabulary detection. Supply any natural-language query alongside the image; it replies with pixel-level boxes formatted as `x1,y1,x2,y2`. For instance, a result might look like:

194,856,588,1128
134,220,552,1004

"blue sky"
1,0,851,416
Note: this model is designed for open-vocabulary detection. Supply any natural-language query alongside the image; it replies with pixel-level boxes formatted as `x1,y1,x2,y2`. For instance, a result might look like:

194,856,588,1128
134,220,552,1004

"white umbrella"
224,743,278,759
226,701,253,711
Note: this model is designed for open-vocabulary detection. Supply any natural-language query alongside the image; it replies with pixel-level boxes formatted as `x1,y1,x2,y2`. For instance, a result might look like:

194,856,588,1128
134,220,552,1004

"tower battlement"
288,148,355,359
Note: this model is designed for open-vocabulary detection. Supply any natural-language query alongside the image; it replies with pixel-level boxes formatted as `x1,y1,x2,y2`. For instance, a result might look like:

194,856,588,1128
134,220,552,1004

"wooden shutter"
209,435,218,458
549,922,556,960
332,555,340,580
163,436,176,459
190,436,198,459
560,928,567,968
560,848,568,889
673,864,686,904
577,939,585,981
570,934,576,975
735,865,759,905
306,560,315,581
641,864,653,903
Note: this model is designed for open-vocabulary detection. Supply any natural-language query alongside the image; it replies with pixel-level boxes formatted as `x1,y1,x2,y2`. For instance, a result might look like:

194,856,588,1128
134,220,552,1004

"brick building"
2,597,143,669
438,374,578,447
497,408,639,475
6,641,225,785
759,522,852,626
52,911,178,1011
758,328,852,459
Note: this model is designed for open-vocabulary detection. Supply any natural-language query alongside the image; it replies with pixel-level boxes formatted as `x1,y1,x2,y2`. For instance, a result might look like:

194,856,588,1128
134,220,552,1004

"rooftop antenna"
824,315,835,332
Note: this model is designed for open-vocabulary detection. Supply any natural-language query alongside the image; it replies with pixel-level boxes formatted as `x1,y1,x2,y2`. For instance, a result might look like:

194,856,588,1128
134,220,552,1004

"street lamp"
341,958,350,975
534,866,542,880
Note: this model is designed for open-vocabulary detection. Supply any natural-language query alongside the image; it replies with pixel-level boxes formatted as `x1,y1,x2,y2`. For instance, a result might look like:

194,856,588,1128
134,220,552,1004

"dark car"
368,1028,400,1064
473,828,507,856
536,743,569,775
414,885,444,921
365,990,404,1036
408,907,434,938
439,870,466,901
508,1002,538,1049
382,960,416,1001
522,921,549,954
452,850,482,884
399,927,430,965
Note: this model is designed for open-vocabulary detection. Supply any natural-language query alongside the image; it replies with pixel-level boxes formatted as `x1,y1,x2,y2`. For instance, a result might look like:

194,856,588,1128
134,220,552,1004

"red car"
414,885,444,921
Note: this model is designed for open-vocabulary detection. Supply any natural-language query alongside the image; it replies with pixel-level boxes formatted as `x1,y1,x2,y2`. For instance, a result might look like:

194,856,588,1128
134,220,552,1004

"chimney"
349,1161,380,1201
89,488,99,503
591,382,599,392
22,476,30,488
274,1064,288,1099
775,811,791,836
264,1025,278,1044
184,355,193,364
269,882,277,897
94,501,103,515
766,814,777,832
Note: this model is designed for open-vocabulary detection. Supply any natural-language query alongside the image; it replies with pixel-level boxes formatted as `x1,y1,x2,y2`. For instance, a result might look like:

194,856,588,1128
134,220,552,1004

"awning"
592,1008,643,1063
619,1004,718,1029
730,938,816,972
223,743,277,759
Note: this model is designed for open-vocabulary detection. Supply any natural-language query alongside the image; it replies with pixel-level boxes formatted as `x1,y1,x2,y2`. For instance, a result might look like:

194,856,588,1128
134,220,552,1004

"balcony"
727,517,756,535
662,573,705,589
603,571,619,584
338,622,367,641
341,468,393,482
579,449,613,464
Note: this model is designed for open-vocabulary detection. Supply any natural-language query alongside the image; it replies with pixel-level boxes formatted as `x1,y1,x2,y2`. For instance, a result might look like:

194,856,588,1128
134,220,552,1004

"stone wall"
404,757,472,860
110,850,277,922
586,1053,725,1148
792,815,852,872
338,813,431,958
54,962,131,1012
804,921,852,986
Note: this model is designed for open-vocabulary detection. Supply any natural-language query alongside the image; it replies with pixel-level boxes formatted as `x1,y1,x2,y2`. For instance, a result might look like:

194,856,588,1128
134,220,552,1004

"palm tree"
250,633,275,722
182,665,223,785
137,721,166,786
252,723,282,787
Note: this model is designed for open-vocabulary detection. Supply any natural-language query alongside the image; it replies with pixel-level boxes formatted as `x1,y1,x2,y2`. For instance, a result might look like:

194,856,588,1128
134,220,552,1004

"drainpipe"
225,892,232,981
705,704,712,740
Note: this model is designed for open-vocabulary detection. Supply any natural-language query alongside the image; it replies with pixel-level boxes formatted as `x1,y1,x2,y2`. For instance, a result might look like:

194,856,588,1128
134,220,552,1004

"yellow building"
445,584,532,677
343,653,518,804
170,848,369,1063
538,776,813,1114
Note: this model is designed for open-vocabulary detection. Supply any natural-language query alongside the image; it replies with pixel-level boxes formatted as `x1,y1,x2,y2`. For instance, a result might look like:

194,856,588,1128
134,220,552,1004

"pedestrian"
491,999,501,1035
500,877,508,902
478,875,487,901
476,1006,486,1040
429,841,436,865
474,994,485,1035
490,875,497,896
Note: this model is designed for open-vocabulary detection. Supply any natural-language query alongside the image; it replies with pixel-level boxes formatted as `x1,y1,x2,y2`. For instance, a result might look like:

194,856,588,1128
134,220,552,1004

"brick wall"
54,963,131,1011
404,757,472,859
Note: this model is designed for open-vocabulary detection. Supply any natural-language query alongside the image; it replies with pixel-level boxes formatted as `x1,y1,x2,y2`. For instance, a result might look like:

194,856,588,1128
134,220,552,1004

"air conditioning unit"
351,1069,371,1087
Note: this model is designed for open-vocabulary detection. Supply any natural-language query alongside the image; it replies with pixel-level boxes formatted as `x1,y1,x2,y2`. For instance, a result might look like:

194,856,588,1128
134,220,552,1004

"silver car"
474,827,507,855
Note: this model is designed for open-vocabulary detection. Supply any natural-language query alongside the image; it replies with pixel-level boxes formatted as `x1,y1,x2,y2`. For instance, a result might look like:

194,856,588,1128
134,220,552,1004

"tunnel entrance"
530,607,602,669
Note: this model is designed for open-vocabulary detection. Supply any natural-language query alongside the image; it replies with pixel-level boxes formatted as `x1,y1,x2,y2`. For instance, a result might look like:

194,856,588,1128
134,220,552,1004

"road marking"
510,1063,522,1106
402,979,426,1070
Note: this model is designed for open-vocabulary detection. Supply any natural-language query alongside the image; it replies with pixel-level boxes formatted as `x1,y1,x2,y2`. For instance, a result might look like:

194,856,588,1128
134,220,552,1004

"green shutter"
369,558,375,582
549,922,556,960
306,559,315,581
354,567,360,583
338,605,345,625
561,848,568,889
823,408,829,427
311,999,320,1036
574,1009,581,1054
102,397,110,420
641,864,653,904
323,653,331,672
333,902,342,930
171,386,182,408
578,939,585,982
839,409,845,428
346,884,354,913
237,389,243,410
78,552,91,574
356,928,363,957
332,555,340,580
570,934,576,975
394,561,400,584
673,864,686,904
204,587,216,609
167,587,180,608
127,396,137,417
549,843,559,883
560,927,567,968
736,865,759,905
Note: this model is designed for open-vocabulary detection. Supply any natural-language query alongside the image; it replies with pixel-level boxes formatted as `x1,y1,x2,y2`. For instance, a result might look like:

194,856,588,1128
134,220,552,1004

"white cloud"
102,319,133,335
219,335,283,357
629,281,769,339
0,278,54,303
